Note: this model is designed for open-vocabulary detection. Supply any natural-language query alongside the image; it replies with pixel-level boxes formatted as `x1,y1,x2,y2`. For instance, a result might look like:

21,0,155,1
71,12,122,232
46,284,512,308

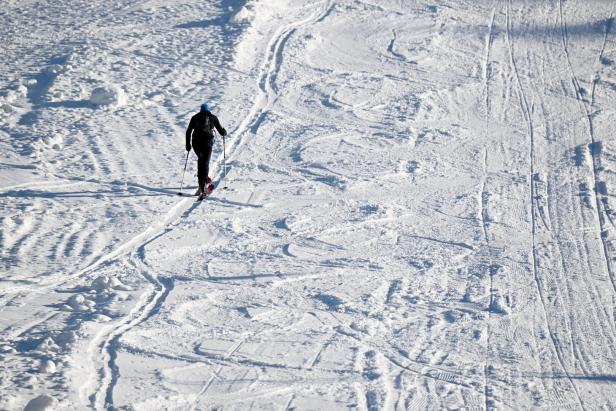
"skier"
185,103,227,197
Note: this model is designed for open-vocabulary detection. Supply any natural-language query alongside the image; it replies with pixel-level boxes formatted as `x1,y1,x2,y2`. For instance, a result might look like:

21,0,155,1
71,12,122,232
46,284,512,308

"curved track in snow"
86,2,335,409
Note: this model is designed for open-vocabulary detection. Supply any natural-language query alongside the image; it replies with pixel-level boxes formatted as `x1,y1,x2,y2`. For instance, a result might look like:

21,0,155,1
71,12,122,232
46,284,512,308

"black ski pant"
194,143,213,191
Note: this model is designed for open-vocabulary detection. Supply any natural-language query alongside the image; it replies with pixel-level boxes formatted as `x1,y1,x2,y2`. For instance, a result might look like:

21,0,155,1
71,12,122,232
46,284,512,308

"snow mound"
490,295,510,315
67,294,95,312
0,344,16,353
92,275,131,292
0,84,28,114
36,337,60,354
23,394,57,411
38,359,56,373
230,3,255,23
92,313,112,322
89,85,126,107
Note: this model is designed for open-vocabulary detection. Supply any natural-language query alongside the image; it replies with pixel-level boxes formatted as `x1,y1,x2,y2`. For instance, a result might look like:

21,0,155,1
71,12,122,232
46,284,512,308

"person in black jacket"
186,103,227,194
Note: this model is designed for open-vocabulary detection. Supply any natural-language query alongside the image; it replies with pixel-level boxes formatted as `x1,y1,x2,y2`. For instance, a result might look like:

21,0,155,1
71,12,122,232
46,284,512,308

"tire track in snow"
505,2,585,409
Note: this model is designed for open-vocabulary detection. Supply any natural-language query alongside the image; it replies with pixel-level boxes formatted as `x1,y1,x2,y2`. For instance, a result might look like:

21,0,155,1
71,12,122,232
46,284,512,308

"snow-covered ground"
1,0,616,409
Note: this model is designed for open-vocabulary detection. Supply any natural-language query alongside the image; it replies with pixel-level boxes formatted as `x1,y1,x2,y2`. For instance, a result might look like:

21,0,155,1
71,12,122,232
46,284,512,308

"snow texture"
1,0,616,409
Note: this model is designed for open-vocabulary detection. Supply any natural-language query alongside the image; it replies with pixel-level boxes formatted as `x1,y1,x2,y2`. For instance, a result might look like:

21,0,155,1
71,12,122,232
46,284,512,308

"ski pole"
178,150,189,196
223,134,227,189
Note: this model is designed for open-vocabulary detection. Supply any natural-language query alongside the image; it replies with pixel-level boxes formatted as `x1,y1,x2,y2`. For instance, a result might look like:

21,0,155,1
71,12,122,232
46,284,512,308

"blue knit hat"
200,103,209,112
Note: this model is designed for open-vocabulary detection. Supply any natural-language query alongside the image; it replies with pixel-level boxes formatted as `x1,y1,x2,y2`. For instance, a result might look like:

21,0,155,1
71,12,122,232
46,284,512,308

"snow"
89,86,127,107
1,0,616,409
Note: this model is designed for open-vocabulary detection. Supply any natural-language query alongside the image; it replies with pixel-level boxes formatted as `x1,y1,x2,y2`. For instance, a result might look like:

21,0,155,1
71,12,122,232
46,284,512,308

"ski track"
85,2,335,409
63,196,195,407
228,0,334,159
481,7,496,410
505,2,585,408
558,0,616,297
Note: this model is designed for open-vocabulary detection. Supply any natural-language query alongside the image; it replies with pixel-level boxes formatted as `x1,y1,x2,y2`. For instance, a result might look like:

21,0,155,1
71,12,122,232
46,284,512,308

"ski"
178,178,213,198
196,183,215,202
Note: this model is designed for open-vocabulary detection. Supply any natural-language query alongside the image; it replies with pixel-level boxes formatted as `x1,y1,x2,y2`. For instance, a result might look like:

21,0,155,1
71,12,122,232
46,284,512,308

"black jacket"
186,110,226,150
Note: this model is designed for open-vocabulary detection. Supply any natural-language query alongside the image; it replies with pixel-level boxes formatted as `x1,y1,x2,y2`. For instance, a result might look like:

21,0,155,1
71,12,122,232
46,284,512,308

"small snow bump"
36,337,60,354
0,344,16,354
92,314,112,322
23,79,38,88
46,64,64,75
16,85,28,96
90,85,127,107
92,275,131,292
38,359,56,373
230,4,254,23
67,294,92,311
490,295,510,315
312,293,345,311
23,375,38,389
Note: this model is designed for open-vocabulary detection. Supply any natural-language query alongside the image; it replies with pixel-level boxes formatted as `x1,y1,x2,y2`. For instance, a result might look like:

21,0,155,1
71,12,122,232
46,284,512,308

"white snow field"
1,0,616,409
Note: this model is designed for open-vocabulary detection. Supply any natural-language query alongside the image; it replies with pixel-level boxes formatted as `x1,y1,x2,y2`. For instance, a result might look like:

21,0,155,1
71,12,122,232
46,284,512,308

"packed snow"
1,0,616,409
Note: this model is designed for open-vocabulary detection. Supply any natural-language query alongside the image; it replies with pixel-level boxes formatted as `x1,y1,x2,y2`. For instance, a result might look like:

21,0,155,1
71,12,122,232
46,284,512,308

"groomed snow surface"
1,0,616,409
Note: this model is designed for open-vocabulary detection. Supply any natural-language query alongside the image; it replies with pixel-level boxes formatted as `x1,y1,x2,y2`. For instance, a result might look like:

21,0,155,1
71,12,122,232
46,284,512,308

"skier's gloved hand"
221,128,227,137
186,143,191,152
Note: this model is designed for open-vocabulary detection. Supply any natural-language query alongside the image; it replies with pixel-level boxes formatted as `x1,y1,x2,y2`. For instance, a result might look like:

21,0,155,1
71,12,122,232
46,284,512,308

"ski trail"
86,193,227,408
475,20,501,388
376,351,395,411
590,6,614,105
558,0,616,296
481,5,496,246
101,261,174,408
86,3,335,409
483,7,497,86
190,336,248,411
3,196,193,344
556,2,616,377
480,9,494,405
0,179,86,193
86,232,175,409
305,336,329,369
388,29,407,62
283,394,295,410
505,2,585,409
223,0,333,163
480,149,491,260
